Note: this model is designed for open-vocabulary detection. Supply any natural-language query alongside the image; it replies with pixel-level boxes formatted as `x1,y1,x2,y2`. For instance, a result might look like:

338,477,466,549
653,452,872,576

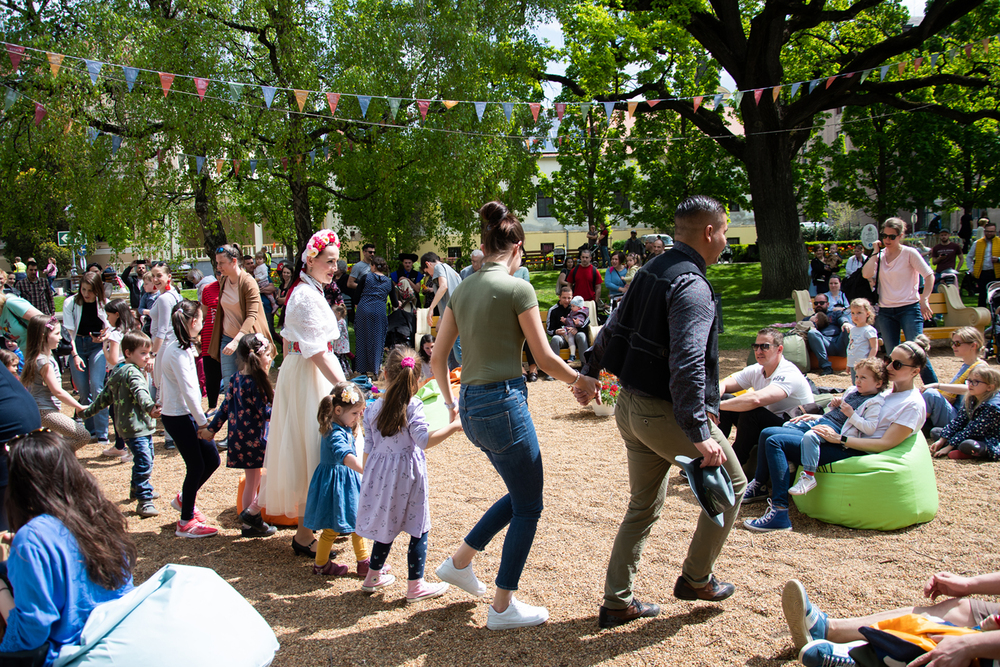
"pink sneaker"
406,579,449,603
171,494,207,524
175,519,218,538
361,569,396,593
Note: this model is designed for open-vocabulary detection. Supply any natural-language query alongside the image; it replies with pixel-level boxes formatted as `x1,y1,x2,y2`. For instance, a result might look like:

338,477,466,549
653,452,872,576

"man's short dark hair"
675,196,726,225
363,243,376,252
559,285,572,294
242,255,253,262
420,252,440,270
757,327,784,348
25,259,37,268
985,222,996,230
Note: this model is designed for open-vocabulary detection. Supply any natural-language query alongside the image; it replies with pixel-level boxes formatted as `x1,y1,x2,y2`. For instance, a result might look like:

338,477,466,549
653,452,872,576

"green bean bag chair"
791,432,938,531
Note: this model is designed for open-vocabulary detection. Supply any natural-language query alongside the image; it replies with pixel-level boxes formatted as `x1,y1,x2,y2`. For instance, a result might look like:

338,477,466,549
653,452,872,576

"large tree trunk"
194,176,227,270
743,131,809,299
289,169,313,256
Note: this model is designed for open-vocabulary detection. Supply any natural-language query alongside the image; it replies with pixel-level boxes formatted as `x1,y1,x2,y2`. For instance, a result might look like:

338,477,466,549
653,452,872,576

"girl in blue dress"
303,382,374,576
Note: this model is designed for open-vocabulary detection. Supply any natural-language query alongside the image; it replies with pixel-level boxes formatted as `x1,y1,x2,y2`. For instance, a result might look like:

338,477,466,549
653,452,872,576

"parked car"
640,233,674,249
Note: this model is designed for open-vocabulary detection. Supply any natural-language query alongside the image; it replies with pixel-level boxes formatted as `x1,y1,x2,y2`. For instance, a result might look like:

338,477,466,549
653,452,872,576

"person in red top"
192,269,222,411
930,228,964,285
567,249,604,305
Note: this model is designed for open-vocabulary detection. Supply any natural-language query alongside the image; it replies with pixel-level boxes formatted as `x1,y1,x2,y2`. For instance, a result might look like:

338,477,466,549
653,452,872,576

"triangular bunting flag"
85,60,103,84
825,75,837,89
47,53,63,77
326,92,340,115
229,82,243,101
336,144,342,157
603,101,615,118
442,100,458,109
249,159,257,176
280,157,288,170
772,86,781,102
859,69,871,83
964,43,972,58
294,89,309,112
880,65,890,80
295,154,302,164
931,53,939,67
33,102,46,126
809,79,821,92
196,156,205,174
790,82,802,97
87,127,99,144
123,66,138,91
753,89,763,104
215,159,224,174
732,90,744,107
502,102,513,122
323,145,329,160
525,138,532,149
267,158,274,170
309,149,315,165
233,159,241,176
529,103,541,122
6,44,25,71
111,135,121,155
845,71,855,78
627,101,637,118
580,102,591,118
417,99,430,120
712,93,723,109
194,78,209,101
357,95,371,118
262,85,277,109
387,97,401,119
948,48,957,61
65,119,73,134
474,101,486,121
914,56,923,70
4,88,18,111
555,102,566,120
159,73,174,97
693,96,703,112
156,149,163,166
983,38,990,53
897,61,906,75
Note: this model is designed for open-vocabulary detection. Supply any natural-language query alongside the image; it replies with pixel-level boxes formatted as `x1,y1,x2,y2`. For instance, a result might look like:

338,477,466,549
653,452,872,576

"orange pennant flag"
47,53,64,77
627,101,638,118
693,96,703,112
215,159,224,174
825,76,837,89
159,72,174,97
194,77,209,101
233,159,240,176
983,38,990,54
529,103,541,122
753,89,764,104
294,89,309,112
326,92,340,115
442,100,458,109
898,61,906,75
64,119,73,134
772,86,781,101
914,56,923,70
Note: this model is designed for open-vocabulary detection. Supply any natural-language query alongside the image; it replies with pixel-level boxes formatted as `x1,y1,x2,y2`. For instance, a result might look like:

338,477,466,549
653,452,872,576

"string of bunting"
3,33,997,123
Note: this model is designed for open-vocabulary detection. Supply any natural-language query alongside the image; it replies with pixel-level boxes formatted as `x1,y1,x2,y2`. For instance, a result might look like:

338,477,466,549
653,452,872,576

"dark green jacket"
81,362,157,438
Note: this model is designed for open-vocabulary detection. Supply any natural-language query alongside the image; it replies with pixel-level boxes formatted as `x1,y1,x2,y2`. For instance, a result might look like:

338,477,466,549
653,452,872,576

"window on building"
447,247,462,260
536,190,554,218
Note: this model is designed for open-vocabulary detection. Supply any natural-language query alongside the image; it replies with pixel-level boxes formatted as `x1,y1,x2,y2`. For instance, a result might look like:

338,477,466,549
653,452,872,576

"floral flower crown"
301,229,341,264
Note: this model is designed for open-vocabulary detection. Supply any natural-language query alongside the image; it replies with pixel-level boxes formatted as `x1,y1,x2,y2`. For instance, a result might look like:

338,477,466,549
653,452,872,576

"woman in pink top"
861,217,938,384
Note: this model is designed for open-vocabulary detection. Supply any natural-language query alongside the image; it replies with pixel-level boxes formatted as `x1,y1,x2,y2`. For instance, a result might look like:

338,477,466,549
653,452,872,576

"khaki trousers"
603,389,747,609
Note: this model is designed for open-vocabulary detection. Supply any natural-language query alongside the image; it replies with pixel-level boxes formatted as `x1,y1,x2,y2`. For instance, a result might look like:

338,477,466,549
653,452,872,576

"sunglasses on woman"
890,359,917,370
880,233,899,241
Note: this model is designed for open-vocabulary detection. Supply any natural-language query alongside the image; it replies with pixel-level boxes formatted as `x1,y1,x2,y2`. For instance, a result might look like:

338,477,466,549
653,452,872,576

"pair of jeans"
768,416,841,473
922,388,960,429
875,302,938,385
162,414,220,522
603,389,746,609
718,400,786,474
459,376,542,591
806,328,850,372
126,436,155,500
220,334,237,390
755,426,863,509
70,334,108,440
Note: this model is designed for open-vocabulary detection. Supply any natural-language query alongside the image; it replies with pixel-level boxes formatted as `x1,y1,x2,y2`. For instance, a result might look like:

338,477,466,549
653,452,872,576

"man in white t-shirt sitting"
718,328,814,475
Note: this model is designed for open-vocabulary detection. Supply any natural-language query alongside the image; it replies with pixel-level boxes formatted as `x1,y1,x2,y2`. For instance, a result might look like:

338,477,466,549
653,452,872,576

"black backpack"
842,256,880,304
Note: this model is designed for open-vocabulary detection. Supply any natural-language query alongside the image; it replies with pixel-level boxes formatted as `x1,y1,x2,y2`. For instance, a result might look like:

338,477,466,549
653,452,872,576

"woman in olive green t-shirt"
429,201,598,631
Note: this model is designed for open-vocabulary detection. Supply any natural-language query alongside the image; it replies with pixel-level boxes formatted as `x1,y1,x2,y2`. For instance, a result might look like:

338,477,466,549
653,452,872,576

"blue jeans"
459,376,543,591
875,303,938,385
923,389,959,429
126,436,155,500
220,334,237,390
71,335,108,440
806,328,850,372
755,426,863,508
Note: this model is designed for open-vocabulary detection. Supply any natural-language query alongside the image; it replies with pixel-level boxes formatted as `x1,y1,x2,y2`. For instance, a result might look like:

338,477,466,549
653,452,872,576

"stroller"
385,308,416,350
985,281,1000,361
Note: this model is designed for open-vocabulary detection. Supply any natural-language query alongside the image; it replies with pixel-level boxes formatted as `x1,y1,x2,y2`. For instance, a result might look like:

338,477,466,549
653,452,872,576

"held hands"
570,375,600,406
223,339,239,356
923,572,973,600
149,406,162,419
197,427,214,440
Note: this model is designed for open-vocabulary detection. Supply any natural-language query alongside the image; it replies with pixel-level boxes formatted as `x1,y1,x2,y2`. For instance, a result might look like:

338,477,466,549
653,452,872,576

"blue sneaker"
799,640,862,667
743,499,791,532
741,478,770,504
783,579,828,650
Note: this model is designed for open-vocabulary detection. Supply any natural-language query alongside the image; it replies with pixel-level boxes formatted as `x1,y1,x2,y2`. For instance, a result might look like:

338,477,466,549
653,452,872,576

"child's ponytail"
376,345,420,437
235,333,274,403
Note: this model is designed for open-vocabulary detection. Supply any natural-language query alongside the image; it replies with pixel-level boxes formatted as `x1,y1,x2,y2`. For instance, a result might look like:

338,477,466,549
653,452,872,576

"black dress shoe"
292,538,317,557
599,599,661,629
673,575,735,601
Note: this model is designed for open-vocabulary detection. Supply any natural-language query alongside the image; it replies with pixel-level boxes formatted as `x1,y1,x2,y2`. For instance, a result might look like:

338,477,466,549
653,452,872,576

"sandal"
292,538,318,557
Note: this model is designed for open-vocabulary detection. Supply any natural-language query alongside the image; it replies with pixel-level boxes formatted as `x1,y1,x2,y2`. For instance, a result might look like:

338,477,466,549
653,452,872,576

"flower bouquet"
592,371,619,417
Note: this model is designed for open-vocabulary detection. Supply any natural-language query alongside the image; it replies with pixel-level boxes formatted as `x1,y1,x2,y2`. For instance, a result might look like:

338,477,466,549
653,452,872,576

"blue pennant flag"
387,98,401,119
122,67,139,92
4,88,18,111
859,69,872,83
111,135,121,155
85,60,103,84
196,156,205,174
357,95,371,118
712,93,723,109
808,79,821,93
603,101,615,117
262,86,277,108
502,102,513,122
790,82,802,97
323,145,329,160
309,149,315,165
474,101,487,121
86,126,99,144
880,65,890,80
248,159,257,176
931,53,939,67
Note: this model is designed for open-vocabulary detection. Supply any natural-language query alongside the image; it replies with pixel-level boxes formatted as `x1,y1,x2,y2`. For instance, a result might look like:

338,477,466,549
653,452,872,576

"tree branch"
786,0,886,34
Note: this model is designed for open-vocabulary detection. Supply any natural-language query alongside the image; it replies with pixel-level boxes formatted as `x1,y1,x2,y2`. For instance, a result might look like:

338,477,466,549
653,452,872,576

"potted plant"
592,371,619,417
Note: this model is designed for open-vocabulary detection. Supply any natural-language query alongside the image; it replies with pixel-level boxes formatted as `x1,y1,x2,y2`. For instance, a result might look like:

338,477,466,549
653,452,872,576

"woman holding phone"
62,271,111,446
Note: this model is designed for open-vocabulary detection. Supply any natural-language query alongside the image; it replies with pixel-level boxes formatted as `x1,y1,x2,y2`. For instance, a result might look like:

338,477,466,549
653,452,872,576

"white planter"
591,403,616,417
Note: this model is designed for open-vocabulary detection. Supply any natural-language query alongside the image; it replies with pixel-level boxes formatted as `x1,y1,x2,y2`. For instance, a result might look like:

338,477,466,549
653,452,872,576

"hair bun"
480,201,508,228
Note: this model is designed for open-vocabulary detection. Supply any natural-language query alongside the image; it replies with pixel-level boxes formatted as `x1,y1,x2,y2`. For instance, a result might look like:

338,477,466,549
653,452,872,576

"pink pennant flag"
47,53,64,77
157,149,164,165
33,102,46,126
627,101,638,118
417,99,430,120
280,157,288,171
693,96,703,112
194,77,209,101
558,136,563,147
325,92,340,115
825,76,837,89
647,99,660,108
897,61,906,75
6,44,25,71
913,56,923,70
965,44,973,58
159,73,175,97
529,103,541,122
336,144,342,157
753,89,764,104
555,103,566,120
845,72,855,78
772,86,781,102
442,100,458,109
233,159,241,176
294,89,309,112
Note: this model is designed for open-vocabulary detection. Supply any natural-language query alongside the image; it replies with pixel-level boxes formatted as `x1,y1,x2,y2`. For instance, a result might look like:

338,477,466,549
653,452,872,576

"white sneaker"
435,557,487,597
486,596,549,630
789,471,817,496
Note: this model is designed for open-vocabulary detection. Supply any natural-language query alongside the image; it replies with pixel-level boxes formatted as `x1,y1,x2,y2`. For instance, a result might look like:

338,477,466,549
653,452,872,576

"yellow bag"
873,613,981,652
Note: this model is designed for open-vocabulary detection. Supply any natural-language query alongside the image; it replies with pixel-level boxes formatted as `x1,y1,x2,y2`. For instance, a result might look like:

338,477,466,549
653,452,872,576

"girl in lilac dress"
356,346,462,601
